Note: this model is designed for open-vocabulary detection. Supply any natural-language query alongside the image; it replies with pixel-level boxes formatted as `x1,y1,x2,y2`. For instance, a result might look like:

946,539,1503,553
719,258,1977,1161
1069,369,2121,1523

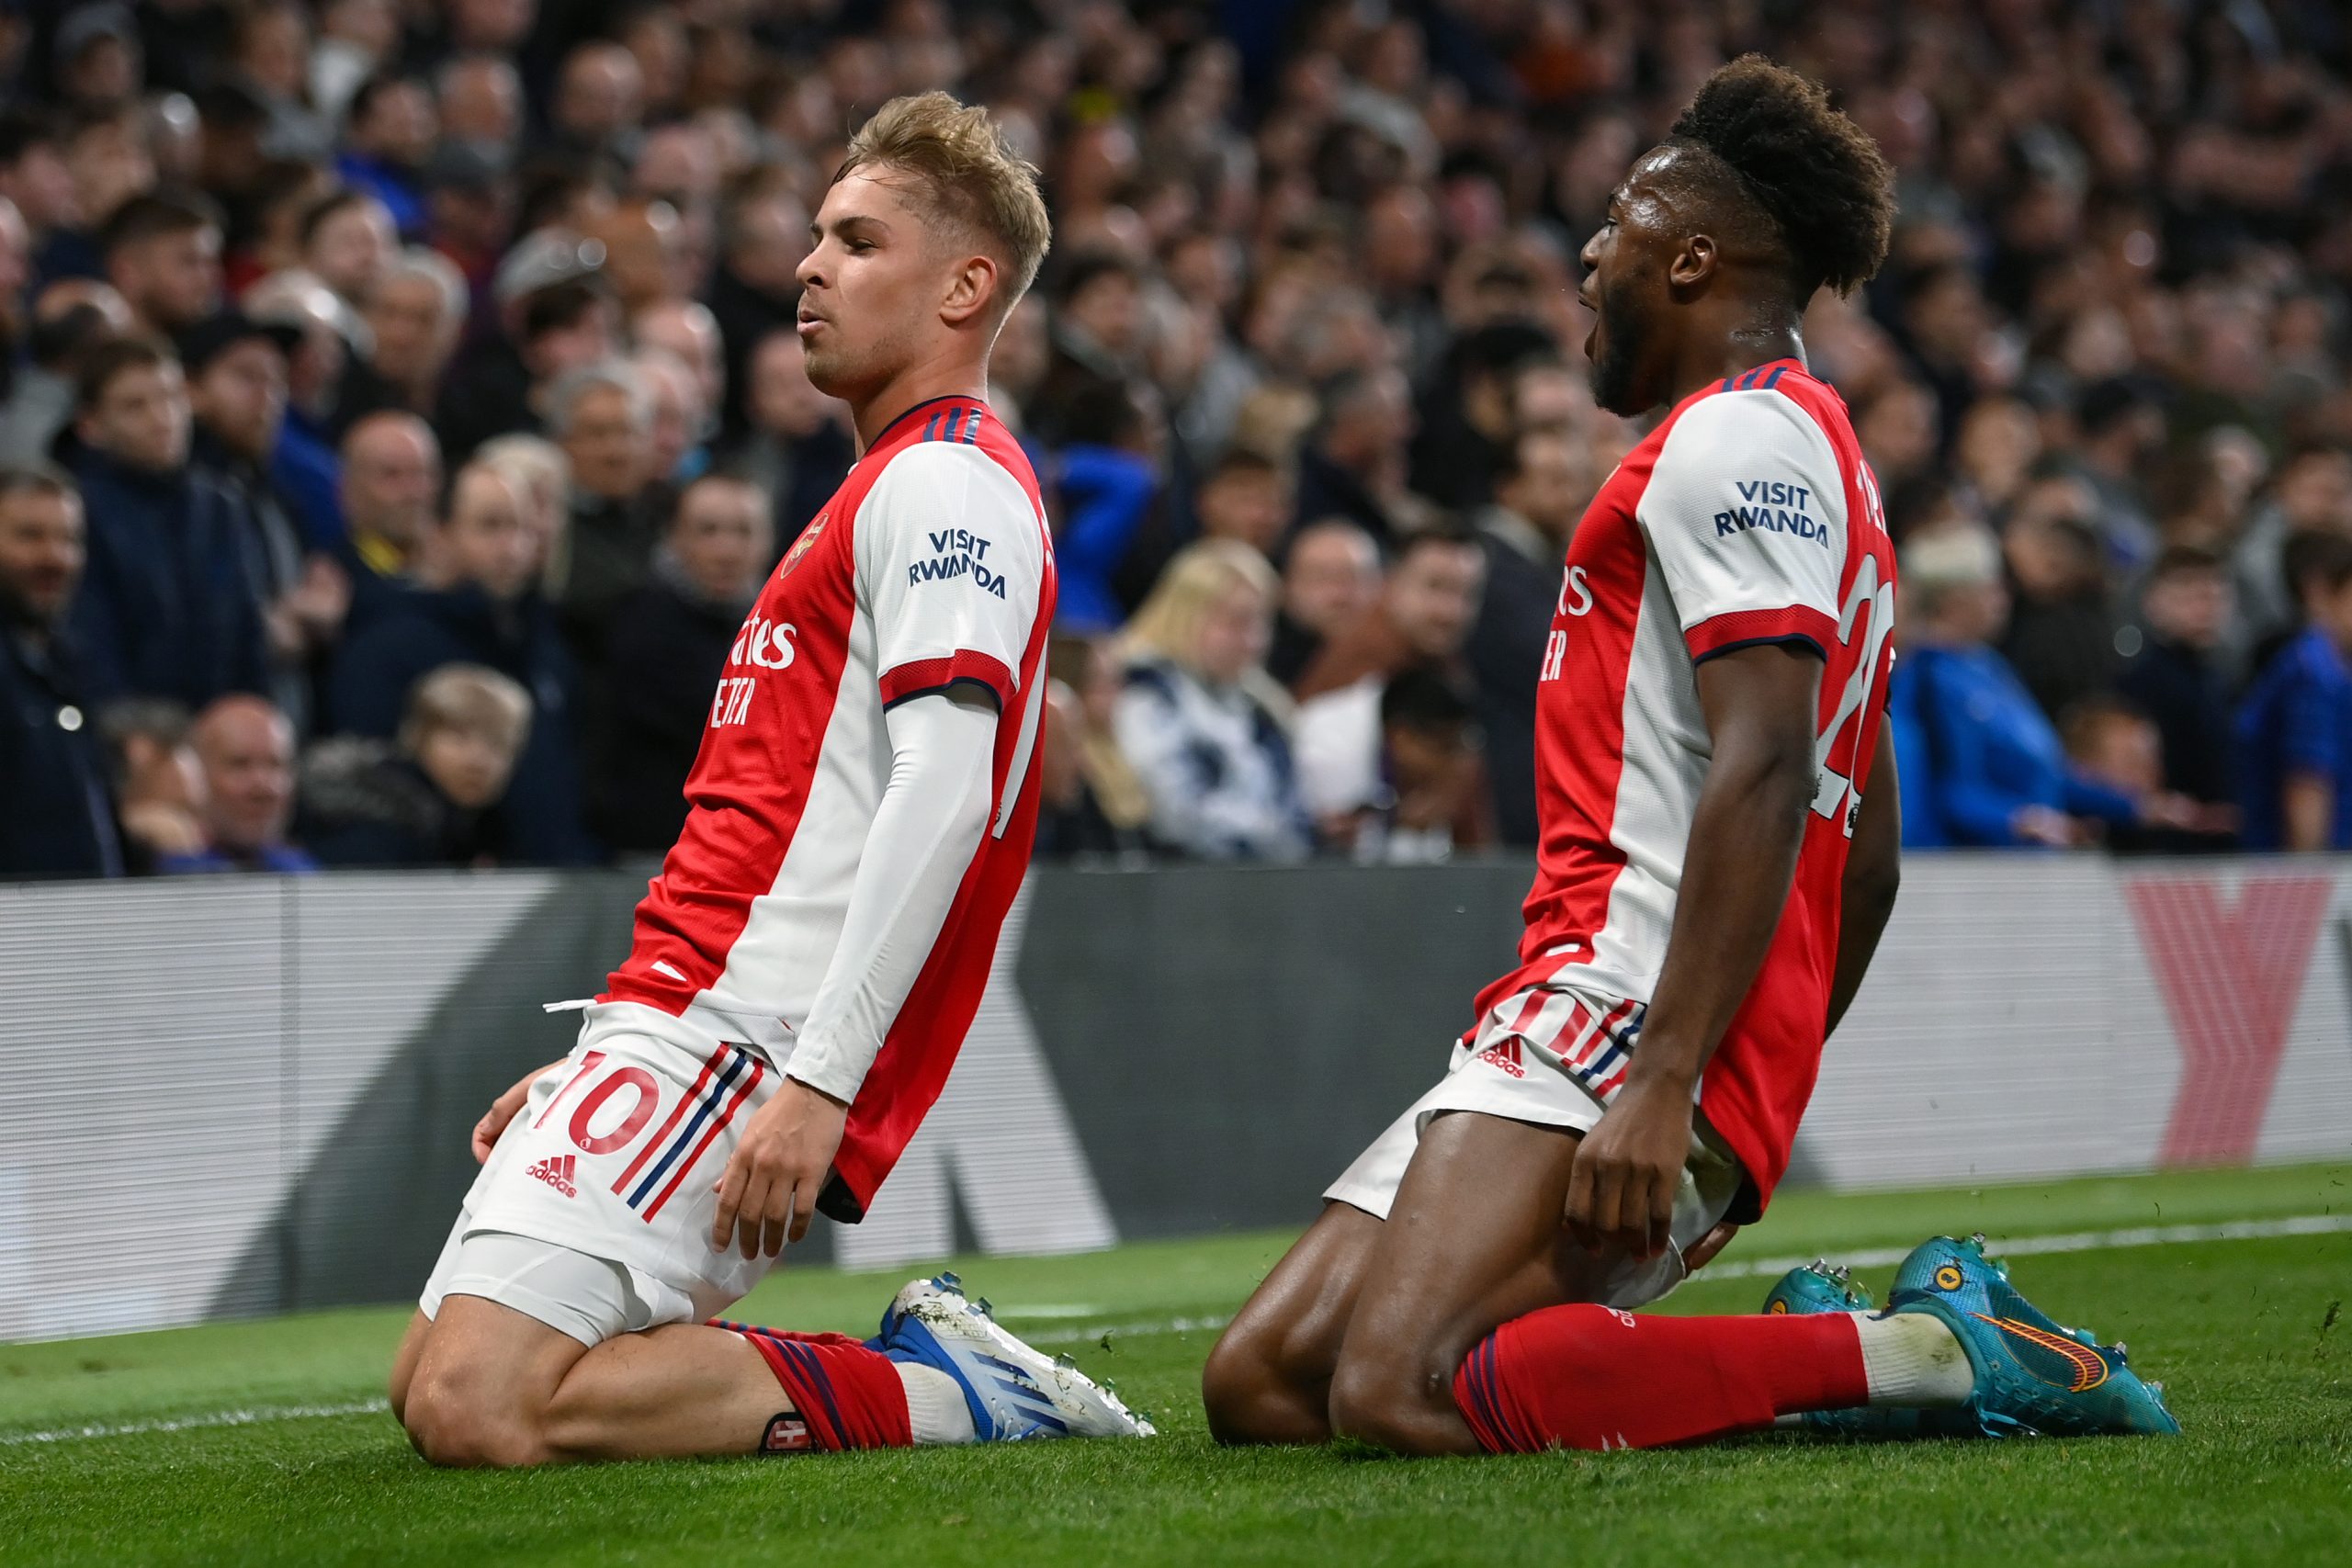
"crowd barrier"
3,855,2346,1342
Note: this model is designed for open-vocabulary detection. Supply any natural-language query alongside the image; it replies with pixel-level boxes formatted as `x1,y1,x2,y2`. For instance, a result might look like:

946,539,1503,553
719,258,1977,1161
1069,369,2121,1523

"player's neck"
846,354,992,454
1669,317,1806,405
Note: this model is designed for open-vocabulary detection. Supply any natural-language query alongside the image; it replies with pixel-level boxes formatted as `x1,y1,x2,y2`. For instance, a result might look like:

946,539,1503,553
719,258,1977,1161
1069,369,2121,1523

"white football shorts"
1324,981,1746,1310
420,1000,785,1346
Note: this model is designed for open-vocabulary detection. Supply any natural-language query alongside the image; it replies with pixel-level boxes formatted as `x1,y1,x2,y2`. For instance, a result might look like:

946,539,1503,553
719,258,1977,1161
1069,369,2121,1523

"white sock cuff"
895,1361,979,1446
1854,1312,1976,1408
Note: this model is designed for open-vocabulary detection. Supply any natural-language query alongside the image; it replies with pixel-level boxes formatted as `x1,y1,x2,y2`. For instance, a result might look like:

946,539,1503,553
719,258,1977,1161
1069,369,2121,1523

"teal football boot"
1884,1234,2181,1438
1759,1260,1976,1438
1762,1258,1875,1317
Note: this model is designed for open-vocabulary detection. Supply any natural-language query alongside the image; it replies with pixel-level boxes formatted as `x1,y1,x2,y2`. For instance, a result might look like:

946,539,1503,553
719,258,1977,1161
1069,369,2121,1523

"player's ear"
940,253,1000,328
1670,232,1718,290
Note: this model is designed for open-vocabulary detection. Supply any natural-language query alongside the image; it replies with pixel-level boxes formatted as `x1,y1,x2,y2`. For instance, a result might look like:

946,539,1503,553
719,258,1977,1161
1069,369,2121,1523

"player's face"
1577,152,1680,417
796,169,957,405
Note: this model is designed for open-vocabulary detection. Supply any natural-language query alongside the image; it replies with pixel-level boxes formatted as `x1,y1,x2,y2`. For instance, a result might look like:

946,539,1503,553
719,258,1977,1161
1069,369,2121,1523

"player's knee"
1326,1348,1450,1457
1202,1328,1288,1446
401,1374,554,1469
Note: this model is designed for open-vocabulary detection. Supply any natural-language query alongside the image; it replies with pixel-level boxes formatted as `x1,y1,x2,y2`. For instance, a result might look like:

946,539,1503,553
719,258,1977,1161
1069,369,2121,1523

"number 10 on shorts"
529,1044,769,1222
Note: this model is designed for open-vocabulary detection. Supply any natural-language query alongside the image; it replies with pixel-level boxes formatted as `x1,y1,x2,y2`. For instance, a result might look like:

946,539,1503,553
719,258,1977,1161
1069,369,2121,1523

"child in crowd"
300,663,531,866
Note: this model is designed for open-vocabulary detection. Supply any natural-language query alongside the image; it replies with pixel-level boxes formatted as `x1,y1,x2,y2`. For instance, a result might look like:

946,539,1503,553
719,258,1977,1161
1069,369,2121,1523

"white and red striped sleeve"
1634,388,1847,662
855,438,1046,712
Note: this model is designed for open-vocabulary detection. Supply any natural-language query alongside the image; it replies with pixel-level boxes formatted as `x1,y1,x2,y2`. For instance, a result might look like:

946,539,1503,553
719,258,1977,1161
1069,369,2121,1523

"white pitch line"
6,1213,2346,1448
1,1397,389,1447
1701,1212,2352,1283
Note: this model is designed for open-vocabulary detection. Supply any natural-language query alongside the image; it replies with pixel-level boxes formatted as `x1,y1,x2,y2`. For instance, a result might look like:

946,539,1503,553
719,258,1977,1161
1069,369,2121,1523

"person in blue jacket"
329,458,594,864
1893,525,2140,848
2235,530,2352,850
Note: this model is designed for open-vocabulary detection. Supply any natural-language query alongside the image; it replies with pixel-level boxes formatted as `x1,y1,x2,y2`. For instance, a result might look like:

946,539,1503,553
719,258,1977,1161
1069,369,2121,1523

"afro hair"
1668,55,1895,301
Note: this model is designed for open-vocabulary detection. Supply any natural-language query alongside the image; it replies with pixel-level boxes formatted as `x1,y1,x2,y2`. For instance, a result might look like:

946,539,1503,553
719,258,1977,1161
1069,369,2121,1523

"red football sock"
715,1322,913,1452
1453,1305,1868,1452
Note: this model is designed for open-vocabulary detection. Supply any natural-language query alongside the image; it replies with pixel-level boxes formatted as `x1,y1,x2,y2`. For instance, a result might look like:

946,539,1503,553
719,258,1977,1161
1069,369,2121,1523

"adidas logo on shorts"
1476,1037,1528,1079
526,1155,579,1198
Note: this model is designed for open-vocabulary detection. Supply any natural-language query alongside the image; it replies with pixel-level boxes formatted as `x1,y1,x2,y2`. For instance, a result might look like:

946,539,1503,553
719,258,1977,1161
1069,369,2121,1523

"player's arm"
1564,642,1822,1258
1825,731,1900,1039
710,441,1043,1258
709,688,1000,1258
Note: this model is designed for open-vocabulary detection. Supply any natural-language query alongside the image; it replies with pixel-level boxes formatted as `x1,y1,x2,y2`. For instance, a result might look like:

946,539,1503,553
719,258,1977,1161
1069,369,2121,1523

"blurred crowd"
6,0,2352,884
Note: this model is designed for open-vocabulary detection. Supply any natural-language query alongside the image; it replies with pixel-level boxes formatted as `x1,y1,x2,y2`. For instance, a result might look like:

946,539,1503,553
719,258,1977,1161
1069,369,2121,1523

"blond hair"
836,92,1052,316
400,664,532,756
1120,540,1292,719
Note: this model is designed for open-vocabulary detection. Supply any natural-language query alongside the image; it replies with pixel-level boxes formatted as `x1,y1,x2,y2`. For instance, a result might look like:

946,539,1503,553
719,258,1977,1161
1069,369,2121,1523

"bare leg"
400,1295,785,1466
1325,1111,1588,1457
1202,1201,1382,1446
387,1311,430,1425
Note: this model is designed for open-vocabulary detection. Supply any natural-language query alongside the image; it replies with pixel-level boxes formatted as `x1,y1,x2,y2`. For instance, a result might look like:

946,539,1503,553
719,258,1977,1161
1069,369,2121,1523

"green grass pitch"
6,1163,2349,1567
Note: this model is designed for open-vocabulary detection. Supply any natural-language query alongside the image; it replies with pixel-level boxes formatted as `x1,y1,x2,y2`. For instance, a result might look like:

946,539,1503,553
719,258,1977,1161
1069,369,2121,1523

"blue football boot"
873,1271,1156,1442
1884,1234,2181,1438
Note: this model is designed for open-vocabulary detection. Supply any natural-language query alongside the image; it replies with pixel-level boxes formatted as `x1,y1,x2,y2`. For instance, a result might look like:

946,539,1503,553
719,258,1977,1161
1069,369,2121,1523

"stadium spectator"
2062,696,2233,855
434,240,616,464
300,188,397,314
1354,666,1485,864
1294,367,1424,545
1294,527,1486,838
1466,424,1594,847
1193,448,1293,559
2235,532,2352,852
1036,634,1151,860
334,411,440,623
98,696,208,872
98,190,222,339
364,248,469,416
2233,446,2352,664
1270,519,1382,689
0,279,131,465
183,311,348,717
588,475,768,854
707,180,808,439
65,335,270,710
241,268,357,543
1998,472,2120,725
302,663,531,867
1114,539,1310,861
0,463,123,878
1894,527,2143,849
334,73,436,240
435,54,523,166
162,693,316,873
329,460,591,864
546,359,662,663
723,328,851,552
475,433,570,593
0,111,78,269
632,299,725,439
2118,547,2238,810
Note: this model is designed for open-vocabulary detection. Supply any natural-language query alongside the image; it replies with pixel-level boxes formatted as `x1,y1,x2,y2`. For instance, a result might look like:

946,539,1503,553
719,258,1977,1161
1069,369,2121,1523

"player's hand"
1564,1077,1692,1260
473,1059,565,1163
711,1077,848,1258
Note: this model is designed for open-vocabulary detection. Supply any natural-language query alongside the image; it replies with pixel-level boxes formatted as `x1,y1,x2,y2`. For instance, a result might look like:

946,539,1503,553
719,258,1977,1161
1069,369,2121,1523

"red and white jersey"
1484,357,1896,1204
602,395,1055,1215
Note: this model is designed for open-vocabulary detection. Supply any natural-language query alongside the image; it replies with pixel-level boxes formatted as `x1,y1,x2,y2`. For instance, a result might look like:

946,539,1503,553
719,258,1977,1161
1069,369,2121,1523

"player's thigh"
1329,1111,1583,1425
1203,1198,1382,1444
